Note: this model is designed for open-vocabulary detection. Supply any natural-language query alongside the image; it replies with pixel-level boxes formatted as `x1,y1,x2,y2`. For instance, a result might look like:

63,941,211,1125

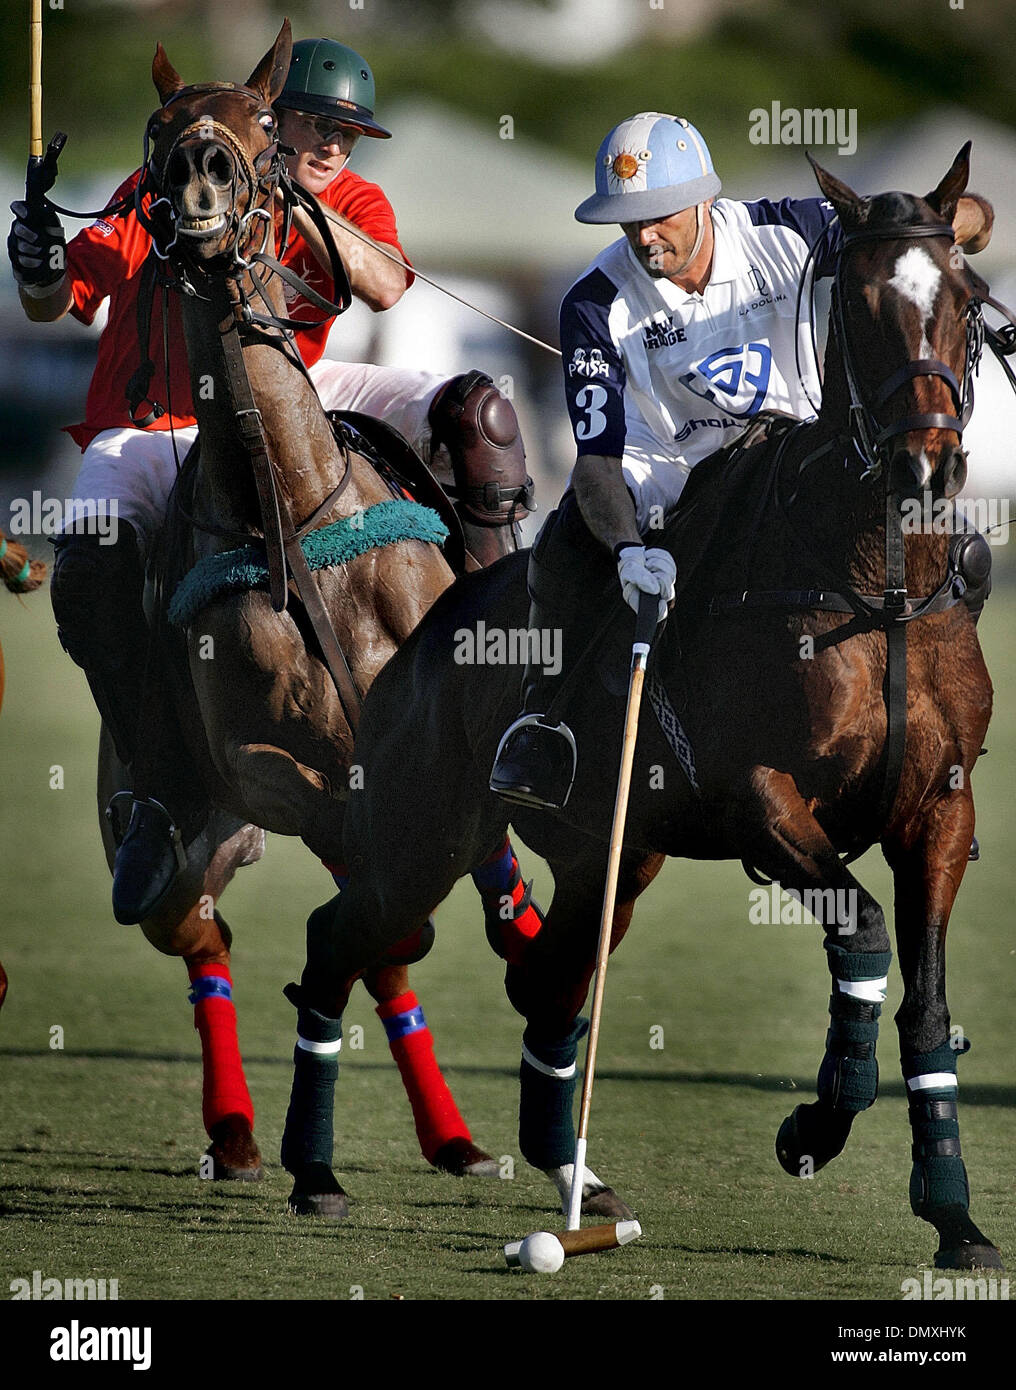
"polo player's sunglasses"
294,113,361,152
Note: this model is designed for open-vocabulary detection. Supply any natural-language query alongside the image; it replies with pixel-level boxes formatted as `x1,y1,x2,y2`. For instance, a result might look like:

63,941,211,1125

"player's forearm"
19,275,73,323
288,200,408,311
571,454,641,553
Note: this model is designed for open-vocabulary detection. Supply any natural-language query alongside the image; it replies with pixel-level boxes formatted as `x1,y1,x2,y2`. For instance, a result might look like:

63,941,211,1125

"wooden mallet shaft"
566,590,658,1231
503,1219,641,1267
30,0,43,160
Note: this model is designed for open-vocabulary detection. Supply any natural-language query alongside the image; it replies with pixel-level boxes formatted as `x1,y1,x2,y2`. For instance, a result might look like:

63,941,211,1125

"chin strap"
680,202,707,274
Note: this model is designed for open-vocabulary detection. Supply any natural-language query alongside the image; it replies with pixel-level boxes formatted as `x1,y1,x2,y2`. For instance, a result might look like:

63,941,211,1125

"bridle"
830,220,982,486
134,80,365,733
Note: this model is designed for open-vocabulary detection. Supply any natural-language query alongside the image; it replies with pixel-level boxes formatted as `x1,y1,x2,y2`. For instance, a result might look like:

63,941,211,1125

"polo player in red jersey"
10,36,534,917
8,35,541,1186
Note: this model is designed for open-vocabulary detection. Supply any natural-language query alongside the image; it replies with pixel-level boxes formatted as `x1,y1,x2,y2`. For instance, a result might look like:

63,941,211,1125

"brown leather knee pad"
428,371,535,531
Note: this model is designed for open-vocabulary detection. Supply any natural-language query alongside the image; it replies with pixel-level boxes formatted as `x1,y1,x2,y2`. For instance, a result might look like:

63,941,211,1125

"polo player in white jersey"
489,110,981,810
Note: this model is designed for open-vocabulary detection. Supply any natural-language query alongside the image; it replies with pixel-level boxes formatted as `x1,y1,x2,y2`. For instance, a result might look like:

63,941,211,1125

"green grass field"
0,587,1013,1302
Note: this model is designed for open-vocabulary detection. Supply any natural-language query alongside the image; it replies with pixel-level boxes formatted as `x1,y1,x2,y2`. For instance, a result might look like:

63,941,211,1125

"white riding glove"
615,545,676,624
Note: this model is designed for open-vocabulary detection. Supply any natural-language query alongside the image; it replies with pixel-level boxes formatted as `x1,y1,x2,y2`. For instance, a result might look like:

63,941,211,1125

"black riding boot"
489,493,615,810
50,527,191,923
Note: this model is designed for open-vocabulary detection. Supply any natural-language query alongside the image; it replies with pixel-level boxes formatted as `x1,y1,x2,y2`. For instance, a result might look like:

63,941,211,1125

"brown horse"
1,529,47,1009
284,149,1005,1267
91,22,538,1202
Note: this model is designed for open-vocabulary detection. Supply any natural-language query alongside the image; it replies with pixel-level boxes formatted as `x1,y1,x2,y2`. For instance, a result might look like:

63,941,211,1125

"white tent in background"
351,96,604,272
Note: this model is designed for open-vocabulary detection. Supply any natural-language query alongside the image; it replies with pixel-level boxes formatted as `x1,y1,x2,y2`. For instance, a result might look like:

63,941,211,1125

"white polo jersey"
560,196,841,529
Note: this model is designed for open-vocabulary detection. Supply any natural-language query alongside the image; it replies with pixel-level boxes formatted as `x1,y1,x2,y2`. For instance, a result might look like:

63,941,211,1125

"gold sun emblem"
612,152,639,180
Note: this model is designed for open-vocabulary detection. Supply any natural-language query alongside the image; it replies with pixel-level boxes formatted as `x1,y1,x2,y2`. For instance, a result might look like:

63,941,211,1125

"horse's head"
810,146,993,499
143,20,292,265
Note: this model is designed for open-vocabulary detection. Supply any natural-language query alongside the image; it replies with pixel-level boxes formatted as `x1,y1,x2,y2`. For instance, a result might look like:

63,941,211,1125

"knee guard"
949,530,992,621
428,371,535,545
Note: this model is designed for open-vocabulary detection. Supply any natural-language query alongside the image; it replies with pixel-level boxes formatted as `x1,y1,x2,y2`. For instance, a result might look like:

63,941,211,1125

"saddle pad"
168,499,448,627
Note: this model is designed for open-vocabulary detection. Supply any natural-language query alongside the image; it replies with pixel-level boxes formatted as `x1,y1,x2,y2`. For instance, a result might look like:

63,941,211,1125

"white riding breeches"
62,360,449,557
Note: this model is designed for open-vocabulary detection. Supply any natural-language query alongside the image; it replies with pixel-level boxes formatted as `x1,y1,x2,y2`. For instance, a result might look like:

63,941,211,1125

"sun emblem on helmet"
612,152,639,180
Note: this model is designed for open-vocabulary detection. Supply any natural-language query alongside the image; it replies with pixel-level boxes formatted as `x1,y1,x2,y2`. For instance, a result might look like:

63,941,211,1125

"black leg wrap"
518,1017,588,1170
901,1038,1001,1268
817,991,881,1113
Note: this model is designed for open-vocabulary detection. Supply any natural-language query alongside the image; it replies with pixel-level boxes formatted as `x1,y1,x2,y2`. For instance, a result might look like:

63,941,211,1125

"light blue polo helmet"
575,112,721,224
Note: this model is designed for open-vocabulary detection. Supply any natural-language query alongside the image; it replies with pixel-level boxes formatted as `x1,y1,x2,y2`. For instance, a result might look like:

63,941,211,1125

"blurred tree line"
0,0,1011,179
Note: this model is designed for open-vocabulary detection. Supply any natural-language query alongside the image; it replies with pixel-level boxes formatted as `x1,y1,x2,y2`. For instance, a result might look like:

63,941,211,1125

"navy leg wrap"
903,1038,970,1217
280,998,343,1174
518,1018,588,1170
817,948,891,1113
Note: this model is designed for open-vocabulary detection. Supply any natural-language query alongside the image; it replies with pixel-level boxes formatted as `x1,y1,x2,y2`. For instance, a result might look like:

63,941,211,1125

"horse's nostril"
204,146,234,187
166,149,191,190
943,449,968,499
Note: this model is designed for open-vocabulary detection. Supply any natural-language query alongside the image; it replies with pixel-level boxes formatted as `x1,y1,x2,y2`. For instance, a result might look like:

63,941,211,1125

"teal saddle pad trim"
168,499,449,627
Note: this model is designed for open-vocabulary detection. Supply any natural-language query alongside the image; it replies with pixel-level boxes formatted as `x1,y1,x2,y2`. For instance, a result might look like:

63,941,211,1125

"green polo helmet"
275,39,391,139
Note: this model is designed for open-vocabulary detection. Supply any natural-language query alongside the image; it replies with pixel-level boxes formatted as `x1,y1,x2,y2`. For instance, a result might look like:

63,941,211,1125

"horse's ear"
245,18,293,104
807,152,868,227
153,43,185,105
926,142,971,222
952,193,994,253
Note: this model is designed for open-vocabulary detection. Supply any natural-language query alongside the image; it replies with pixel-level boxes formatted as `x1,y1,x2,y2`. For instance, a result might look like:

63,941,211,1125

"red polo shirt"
65,166,411,448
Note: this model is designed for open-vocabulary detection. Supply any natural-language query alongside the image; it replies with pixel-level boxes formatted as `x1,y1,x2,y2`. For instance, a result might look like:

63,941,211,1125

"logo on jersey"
679,342,773,419
674,415,738,444
568,347,611,378
747,265,767,294
642,316,687,350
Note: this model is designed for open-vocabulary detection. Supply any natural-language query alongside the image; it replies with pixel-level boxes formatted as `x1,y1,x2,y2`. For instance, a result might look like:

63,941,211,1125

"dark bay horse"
285,150,1005,1267
95,23,537,1202
1,529,47,1011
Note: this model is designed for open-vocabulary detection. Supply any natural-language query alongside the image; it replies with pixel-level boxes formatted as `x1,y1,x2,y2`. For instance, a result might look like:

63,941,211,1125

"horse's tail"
0,530,46,594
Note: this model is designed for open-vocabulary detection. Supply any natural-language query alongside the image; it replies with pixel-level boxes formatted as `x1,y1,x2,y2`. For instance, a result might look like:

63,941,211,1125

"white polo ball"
518,1231,565,1274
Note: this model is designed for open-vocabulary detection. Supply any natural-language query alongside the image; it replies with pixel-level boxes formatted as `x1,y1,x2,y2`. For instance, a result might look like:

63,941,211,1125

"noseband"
832,222,984,479
138,84,283,268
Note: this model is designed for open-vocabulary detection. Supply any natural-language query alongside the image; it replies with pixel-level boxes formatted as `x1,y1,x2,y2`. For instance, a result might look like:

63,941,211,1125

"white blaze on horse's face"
888,247,942,357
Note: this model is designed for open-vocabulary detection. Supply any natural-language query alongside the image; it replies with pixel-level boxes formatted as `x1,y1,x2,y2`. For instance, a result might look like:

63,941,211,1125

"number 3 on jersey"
575,384,608,440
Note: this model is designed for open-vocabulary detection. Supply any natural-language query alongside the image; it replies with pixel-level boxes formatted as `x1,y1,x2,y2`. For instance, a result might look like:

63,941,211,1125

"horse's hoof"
776,1102,852,1176
935,1243,1004,1271
287,1162,350,1219
205,1116,263,1181
431,1137,501,1178
931,1208,1004,1270
581,1187,635,1221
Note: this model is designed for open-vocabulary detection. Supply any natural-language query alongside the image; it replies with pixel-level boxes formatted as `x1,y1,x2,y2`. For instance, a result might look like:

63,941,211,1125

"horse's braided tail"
0,530,46,594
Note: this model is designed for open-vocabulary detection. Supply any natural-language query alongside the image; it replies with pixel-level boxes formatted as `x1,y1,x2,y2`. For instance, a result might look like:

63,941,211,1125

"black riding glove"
9,133,68,290
8,199,66,288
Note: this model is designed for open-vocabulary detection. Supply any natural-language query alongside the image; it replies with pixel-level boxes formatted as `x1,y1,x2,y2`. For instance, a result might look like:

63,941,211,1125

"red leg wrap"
187,963,254,1133
377,990,471,1163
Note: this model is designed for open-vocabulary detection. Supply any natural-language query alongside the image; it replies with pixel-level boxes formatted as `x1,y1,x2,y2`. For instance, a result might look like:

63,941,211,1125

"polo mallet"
25,1,66,218
504,588,659,1269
